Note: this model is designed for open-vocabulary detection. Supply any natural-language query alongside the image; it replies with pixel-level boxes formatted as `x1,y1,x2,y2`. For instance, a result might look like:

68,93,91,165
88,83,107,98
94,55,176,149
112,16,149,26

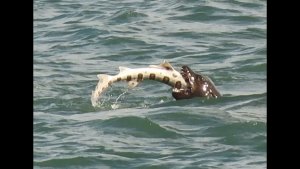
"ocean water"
34,0,266,168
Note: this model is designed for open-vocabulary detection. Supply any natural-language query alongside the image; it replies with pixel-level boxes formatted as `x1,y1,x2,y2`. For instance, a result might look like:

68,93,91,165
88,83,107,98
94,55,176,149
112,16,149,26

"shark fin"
91,74,113,107
160,60,175,70
149,60,175,70
119,66,131,72
97,74,112,82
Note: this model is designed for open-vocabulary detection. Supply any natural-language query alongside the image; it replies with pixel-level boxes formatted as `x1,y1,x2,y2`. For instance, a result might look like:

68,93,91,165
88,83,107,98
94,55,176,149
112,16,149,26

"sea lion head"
172,65,221,100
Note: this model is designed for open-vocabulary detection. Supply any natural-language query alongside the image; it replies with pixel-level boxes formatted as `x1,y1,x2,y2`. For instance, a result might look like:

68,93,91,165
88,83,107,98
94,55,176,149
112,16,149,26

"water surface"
34,0,266,168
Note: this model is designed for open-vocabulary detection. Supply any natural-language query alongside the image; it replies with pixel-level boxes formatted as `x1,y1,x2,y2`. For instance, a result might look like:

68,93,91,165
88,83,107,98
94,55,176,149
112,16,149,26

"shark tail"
91,74,113,107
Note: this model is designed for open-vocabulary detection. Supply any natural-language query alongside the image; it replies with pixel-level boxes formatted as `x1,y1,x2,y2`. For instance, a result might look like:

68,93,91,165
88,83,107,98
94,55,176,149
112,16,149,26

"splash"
91,83,129,110
111,89,128,110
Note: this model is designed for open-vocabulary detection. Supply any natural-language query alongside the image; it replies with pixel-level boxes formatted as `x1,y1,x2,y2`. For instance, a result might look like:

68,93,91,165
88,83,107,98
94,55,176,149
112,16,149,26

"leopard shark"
91,60,221,107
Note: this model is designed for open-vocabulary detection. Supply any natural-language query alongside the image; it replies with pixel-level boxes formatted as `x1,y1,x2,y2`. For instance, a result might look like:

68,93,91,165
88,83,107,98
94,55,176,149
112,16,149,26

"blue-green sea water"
34,0,266,168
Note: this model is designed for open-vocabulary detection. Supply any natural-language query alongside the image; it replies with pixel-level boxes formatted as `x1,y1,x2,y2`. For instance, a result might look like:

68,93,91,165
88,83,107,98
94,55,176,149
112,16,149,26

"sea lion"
172,65,221,100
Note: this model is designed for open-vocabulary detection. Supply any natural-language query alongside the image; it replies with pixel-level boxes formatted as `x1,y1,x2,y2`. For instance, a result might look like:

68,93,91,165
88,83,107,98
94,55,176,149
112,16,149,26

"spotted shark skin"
91,60,188,107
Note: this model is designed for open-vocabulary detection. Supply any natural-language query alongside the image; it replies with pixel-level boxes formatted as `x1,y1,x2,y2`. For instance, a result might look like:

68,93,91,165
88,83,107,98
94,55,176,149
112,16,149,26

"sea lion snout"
181,65,194,84
181,65,194,75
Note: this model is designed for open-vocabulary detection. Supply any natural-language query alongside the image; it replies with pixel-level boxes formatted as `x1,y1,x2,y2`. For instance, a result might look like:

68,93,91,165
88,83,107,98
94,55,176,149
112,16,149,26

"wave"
93,116,182,138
